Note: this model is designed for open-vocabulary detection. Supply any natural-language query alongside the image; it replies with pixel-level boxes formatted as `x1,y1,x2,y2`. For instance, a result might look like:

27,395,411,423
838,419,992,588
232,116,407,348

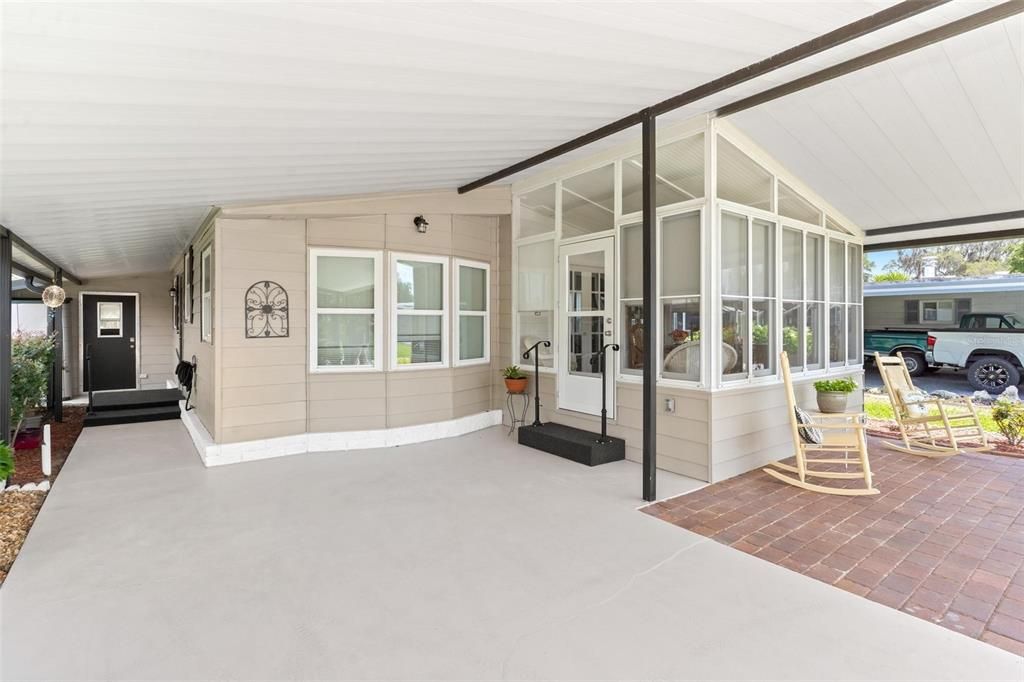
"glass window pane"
752,218,775,298
829,304,845,366
519,184,556,238
459,316,485,361
98,303,121,321
722,298,747,380
829,239,846,303
807,233,824,301
782,302,803,370
621,223,642,299
568,316,603,376
317,313,375,367
847,306,860,362
518,311,553,368
459,265,486,312
782,228,803,300
567,251,605,312
721,212,748,296
317,255,374,308
717,136,773,210
662,212,700,296
662,297,701,381
562,164,614,237
621,302,644,374
826,215,853,235
752,299,774,376
517,241,553,311
847,243,862,303
396,315,442,364
202,252,212,291
622,133,705,214
806,303,824,369
397,260,443,310
778,181,822,225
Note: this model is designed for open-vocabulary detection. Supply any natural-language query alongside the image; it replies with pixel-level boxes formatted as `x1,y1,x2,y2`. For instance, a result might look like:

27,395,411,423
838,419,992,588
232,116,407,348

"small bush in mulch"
0,406,85,586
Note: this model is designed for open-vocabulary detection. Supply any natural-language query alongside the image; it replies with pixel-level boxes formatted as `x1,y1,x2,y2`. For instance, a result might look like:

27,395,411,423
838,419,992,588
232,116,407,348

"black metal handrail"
599,343,620,443
522,340,551,427
85,344,94,414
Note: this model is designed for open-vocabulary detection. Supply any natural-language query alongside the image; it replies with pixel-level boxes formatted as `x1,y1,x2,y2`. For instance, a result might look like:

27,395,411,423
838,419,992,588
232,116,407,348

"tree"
885,238,1023,279
1009,241,1024,274
872,271,909,283
963,260,1005,277
862,253,875,282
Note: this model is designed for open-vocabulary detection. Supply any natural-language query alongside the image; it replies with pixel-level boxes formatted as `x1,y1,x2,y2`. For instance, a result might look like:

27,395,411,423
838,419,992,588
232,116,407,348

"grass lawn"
864,394,1001,433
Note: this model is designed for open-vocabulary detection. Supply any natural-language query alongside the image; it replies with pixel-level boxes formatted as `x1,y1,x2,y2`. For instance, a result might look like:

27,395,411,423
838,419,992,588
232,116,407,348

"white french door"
557,237,615,417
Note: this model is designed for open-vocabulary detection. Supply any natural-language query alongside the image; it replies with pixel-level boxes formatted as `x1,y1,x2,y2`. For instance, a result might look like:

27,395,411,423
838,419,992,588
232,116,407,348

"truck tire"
966,356,1021,394
899,351,927,377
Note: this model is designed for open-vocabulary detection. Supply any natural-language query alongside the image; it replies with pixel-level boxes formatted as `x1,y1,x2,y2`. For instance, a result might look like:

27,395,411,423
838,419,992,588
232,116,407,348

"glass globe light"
42,284,66,309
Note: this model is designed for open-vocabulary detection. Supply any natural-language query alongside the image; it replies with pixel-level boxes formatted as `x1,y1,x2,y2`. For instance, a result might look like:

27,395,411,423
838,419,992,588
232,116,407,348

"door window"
98,302,123,337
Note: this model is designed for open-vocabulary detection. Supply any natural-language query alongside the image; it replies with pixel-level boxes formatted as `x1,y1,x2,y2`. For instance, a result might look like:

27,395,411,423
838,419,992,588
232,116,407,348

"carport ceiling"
2,2,1021,278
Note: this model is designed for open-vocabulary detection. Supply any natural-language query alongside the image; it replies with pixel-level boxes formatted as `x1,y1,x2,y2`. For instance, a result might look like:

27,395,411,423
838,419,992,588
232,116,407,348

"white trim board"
180,408,503,467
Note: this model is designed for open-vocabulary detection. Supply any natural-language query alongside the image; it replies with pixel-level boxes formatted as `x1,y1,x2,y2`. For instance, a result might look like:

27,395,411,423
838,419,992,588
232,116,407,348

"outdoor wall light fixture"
41,283,66,309
168,285,177,300
414,215,429,233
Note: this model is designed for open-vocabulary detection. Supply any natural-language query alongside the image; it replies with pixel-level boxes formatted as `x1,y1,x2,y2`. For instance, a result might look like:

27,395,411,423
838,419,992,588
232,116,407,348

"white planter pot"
816,391,849,414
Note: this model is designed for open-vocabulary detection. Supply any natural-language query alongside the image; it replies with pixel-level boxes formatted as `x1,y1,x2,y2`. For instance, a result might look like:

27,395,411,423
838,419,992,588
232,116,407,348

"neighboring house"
66,118,867,484
864,276,1024,330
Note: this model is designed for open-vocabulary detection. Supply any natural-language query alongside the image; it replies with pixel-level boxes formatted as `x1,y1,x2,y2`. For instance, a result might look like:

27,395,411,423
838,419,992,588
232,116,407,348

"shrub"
0,441,13,481
10,332,55,434
991,399,1024,446
814,378,858,394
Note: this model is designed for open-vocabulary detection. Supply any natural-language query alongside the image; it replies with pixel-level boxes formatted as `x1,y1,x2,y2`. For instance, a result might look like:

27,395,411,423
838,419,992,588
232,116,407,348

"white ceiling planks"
1,1,1021,277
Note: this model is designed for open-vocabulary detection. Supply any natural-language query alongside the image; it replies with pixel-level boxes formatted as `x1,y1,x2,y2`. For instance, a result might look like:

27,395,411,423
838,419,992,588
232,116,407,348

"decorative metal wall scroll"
245,281,289,338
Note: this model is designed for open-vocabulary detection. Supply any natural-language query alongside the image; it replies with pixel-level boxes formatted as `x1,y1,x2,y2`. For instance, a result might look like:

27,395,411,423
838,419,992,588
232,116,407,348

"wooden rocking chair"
874,352,991,458
763,351,879,496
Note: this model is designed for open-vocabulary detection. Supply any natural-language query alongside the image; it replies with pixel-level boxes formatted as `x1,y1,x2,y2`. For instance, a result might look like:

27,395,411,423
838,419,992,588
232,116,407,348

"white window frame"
97,301,123,338
308,247,384,373
390,252,449,371
200,244,213,343
920,299,955,324
453,258,490,367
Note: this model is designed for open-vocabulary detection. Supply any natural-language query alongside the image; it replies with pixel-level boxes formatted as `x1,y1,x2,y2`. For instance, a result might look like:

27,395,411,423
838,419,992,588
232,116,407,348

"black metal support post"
599,343,620,443
0,235,11,444
49,269,64,422
85,345,94,415
641,109,657,503
523,339,551,427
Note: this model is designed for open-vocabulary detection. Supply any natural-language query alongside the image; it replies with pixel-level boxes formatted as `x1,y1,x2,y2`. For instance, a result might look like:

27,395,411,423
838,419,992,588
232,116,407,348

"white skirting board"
179,404,503,467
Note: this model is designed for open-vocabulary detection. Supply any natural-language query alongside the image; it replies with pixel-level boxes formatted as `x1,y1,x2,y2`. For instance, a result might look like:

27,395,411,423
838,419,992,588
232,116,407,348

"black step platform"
84,388,183,427
518,422,625,467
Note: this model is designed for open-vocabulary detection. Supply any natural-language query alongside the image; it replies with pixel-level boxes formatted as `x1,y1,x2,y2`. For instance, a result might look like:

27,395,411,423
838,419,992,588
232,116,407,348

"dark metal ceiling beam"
865,227,1024,252
716,0,1024,117
865,210,1024,236
0,224,83,284
457,0,948,193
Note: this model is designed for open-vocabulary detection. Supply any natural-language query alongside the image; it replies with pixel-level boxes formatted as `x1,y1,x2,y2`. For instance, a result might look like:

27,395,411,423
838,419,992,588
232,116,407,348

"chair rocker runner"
763,351,879,496
874,352,991,458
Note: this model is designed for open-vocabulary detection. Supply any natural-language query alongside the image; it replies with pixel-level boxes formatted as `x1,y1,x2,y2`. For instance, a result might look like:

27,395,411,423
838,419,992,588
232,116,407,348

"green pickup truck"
864,313,1022,377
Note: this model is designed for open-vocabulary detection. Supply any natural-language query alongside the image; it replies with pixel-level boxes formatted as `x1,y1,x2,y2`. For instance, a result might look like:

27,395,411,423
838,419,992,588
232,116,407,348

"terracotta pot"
505,377,528,394
816,391,849,414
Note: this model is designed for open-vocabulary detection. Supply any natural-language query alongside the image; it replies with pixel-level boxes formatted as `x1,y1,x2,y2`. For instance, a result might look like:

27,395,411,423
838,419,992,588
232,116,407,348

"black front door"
82,294,137,391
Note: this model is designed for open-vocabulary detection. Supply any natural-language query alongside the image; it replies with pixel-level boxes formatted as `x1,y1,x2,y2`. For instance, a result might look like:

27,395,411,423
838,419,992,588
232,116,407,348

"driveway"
1,421,1020,680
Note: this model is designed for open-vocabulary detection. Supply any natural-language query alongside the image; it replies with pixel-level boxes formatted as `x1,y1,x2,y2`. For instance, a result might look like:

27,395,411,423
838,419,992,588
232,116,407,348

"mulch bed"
0,406,85,585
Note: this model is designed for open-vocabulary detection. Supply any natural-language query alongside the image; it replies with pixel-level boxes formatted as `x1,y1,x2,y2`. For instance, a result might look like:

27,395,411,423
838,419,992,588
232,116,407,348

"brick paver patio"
643,436,1024,656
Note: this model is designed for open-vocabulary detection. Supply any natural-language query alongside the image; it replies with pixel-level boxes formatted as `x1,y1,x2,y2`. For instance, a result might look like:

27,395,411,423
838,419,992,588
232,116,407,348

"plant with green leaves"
502,365,525,379
10,332,56,435
991,399,1024,446
0,441,13,482
813,378,858,394
872,271,909,283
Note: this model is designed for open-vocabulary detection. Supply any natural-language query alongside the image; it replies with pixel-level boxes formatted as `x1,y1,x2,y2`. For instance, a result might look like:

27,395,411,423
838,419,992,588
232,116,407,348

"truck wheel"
967,356,1020,394
899,352,927,377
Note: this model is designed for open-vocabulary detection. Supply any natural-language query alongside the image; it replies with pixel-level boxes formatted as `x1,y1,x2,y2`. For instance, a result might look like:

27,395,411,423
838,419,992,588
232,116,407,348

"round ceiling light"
42,284,66,309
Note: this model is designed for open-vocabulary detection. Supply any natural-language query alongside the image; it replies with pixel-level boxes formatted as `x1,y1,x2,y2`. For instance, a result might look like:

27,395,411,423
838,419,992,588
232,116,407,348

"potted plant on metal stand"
503,366,528,394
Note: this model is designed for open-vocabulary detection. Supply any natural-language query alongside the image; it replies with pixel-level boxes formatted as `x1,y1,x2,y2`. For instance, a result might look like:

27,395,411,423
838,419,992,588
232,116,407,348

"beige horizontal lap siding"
215,217,307,444
708,370,864,482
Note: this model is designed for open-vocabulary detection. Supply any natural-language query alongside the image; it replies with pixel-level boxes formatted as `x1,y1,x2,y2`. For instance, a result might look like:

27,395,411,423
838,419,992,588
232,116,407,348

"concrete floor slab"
1,422,1020,680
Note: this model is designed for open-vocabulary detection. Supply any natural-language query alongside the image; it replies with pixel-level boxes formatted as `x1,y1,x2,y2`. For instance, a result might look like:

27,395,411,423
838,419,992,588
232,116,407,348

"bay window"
310,248,382,371
828,238,846,367
392,253,447,368
661,211,701,381
721,211,775,381
806,232,825,369
454,259,489,366
516,240,555,369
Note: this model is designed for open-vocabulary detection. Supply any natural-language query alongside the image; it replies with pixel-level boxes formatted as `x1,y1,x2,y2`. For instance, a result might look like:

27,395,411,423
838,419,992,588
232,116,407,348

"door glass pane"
662,297,700,381
621,223,642,299
397,260,443,310
662,212,700,296
561,164,614,236
782,228,802,300
568,316,603,376
829,239,846,303
717,137,773,210
722,298,747,380
721,212,748,296
806,303,824,369
317,313,374,367
567,251,605,312
459,265,486,311
782,302,803,370
519,184,556,238
778,181,822,225
807,233,824,301
752,299,774,376
459,316,485,360
752,218,775,297
317,256,374,308
621,302,644,374
518,311,553,368
98,302,122,336
396,315,442,364
621,133,705,214
829,304,845,366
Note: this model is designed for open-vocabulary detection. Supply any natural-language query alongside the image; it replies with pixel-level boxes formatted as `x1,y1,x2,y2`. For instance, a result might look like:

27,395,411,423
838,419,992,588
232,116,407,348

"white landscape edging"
179,405,503,467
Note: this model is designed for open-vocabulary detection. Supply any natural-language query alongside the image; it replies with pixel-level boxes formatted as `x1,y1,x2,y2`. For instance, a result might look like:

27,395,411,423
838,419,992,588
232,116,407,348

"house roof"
864,275,1024,297
1,2,1021,277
